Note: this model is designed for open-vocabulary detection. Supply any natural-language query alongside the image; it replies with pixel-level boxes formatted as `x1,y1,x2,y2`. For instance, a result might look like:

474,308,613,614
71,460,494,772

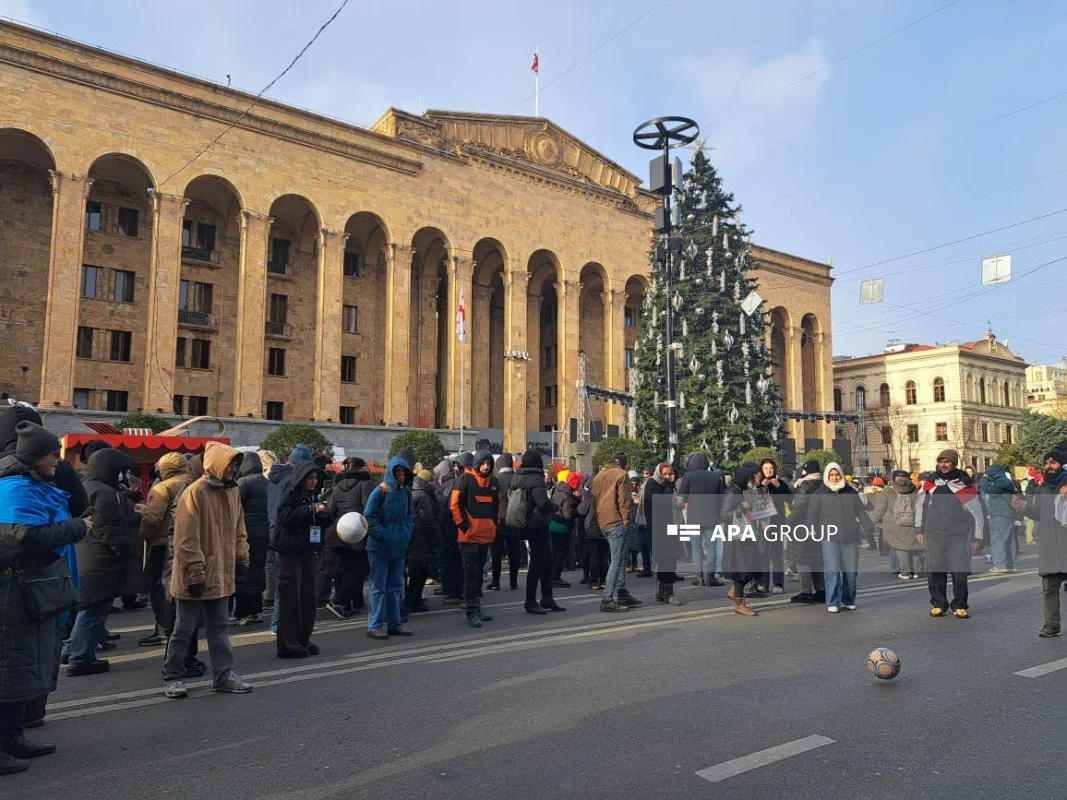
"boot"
727,583,736,600
654,580,667,602
733,595,757,616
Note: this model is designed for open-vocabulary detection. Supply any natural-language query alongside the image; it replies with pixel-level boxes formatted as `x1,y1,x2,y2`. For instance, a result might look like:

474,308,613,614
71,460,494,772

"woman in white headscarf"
810,462,874,613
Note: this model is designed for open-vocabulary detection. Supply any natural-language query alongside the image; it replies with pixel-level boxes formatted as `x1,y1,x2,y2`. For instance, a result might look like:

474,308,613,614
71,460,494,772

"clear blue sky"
4,0,1065,364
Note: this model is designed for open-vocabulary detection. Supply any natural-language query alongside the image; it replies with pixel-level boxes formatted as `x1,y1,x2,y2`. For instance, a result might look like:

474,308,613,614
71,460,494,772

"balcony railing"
267,260,289,276
178,310,215,329
265,321,290,338
182,245,216,264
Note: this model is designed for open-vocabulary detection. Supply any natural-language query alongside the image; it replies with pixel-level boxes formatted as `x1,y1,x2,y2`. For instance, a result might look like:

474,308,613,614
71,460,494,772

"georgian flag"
919,475,985,539
456,290,467,343
531,52,539,75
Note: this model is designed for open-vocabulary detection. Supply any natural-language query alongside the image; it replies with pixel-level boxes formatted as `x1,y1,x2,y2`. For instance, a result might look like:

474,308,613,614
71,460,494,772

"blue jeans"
822,540,859,608
603,524,630,602
368,552,405,632
637,524,652,571
889,548,900,573
989,515,1016,570
692,532,724,577
67,599,111,666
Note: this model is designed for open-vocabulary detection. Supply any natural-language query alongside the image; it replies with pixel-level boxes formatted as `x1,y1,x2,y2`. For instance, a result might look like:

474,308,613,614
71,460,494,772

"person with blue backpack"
364,456,415,640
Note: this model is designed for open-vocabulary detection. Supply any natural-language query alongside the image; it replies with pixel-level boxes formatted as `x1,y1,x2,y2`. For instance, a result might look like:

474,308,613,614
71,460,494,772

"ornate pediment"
373,109,642,198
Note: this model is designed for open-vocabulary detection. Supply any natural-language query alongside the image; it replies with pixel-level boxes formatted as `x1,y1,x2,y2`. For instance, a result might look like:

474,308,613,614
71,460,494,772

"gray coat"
0,456,87,702
1028,469,1067,576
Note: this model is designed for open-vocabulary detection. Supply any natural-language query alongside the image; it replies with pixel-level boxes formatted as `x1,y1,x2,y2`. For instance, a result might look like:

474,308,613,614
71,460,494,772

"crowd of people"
3,398,1067,777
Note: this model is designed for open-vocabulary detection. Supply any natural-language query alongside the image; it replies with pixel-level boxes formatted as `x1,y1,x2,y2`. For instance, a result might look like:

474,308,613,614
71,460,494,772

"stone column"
142,191,190,413
814,329,829,443
503,267,529,454
447,257,474,435
786,325,803,441
526,292,543,433
314,228,347,422
39,172,93,407
232,212,272,417
556,276,581,437
604,286,627,431
383,243,412,425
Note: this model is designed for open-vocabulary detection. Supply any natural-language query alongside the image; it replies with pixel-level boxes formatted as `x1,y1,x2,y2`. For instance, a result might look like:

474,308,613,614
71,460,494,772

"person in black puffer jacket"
504,450,559,614
324,458,376,618
786,459,826,604
67,448,140,675
490,452,524,591
434,456,464,603
578,474,608,589
275,461,328,658
408,469,442,613
549,473,581,588
235,452,270,624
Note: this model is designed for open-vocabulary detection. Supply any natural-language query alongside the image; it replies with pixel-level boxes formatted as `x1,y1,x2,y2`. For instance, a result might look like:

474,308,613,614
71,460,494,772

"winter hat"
556,469,570,484
456,452,474,469
871,476,885,487
936,449,959,465
14,421,60,463
890,470,910,481
1043,448,1067,465
498,451,515,470
800,459,820,477
289,444,313,464
416,468,433,483
520,449,544,470
565,472,582,490
611,452,628,468
628,470,640,480
81,439,112,463
396,449,418,469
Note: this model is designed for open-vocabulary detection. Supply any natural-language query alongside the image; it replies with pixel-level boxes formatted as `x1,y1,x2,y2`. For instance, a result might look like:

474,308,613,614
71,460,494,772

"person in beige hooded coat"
161,442,253,698
138,453,192,646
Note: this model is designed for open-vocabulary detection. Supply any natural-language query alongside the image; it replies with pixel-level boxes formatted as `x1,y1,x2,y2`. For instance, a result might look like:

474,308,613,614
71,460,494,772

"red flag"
531,52,539,75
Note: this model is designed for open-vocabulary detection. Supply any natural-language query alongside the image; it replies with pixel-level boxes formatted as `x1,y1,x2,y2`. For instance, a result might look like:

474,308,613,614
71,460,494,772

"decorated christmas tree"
632,148,780,467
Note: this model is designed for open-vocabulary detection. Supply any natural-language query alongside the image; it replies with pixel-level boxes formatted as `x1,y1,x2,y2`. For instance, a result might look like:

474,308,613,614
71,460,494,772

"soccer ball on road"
867,647,901,680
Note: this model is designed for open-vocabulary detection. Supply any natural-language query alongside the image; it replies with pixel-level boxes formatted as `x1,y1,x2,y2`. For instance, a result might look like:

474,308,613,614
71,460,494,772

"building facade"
0,21,833,454
1026,363,1067,418
832,332,1027,475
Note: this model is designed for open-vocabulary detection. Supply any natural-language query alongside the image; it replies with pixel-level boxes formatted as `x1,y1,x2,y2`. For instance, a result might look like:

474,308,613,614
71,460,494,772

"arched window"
905,381,917,405
933,377,946,403
833,387,842,412
1003,381,1011,407
879,383,891,408
979,377,986,404
855,385,866,410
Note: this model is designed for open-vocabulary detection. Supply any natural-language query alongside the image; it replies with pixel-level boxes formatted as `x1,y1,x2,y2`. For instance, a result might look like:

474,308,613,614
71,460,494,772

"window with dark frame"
187,396,208,416
342,305,358,333
175,337,187,368
270,238,291,273
268,348,286,376
269,294,288,324
196,223,216,252
190,339,211,369
933,377,946,403
905,381,917,405
173,395,184,415
113,269,135,303
73,388,91,409
106,390,128,412
182,219,192,247
544,344,555,368
180,280,214,313
935,422,948,442
340,406,355,425
624,307,635,327
1006,424,1013,444
265,401,284,421
341,355,357,383
624,349,633,370
85,201,102,231
881,425,892,445
981,422,989,443
77,327,94,359
343,251,361,278
906,424,919,443
81,265,102,299
117,207,139,237
109,330,132,362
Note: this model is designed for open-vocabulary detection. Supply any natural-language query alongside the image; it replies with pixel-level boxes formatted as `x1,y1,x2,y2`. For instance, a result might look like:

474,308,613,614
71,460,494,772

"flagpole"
459,329,464,450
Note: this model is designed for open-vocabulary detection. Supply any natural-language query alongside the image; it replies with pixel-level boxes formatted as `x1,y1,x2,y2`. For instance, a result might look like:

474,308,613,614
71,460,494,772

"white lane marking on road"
1014,657,1067,679
695,735,836,783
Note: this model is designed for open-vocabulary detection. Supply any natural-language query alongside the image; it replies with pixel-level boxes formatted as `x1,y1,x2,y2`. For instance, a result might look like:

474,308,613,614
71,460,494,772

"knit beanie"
15,421,61,463
520,449,544,470
81,438,112,462
936,449,959,465
801,459,820,477
289,444,313,463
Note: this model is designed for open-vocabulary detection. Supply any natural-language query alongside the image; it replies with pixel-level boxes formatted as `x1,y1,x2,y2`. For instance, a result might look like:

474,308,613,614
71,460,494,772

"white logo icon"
666,524,701,542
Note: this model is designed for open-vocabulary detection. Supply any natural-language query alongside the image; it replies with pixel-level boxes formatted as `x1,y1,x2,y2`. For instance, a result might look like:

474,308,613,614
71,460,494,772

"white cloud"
678,40,832,169
278,69,394,130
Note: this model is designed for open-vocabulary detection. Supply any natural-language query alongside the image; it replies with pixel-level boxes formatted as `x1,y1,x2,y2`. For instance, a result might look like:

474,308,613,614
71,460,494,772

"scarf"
0,474,73,525
920,468,984,537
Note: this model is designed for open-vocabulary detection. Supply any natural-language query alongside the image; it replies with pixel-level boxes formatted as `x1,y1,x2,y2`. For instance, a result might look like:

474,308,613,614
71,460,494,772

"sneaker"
707,575,725,586
953,608,969,619
617,594,643,607
468,615,483,628
771,586,784,595
137,633,168,646
367,628,389,640
486,582,501,591
600,600,629,612
325,602,348,620
784,568,799,582
845,604,857,611
827,606,840,614
233,615,263,626
988,567,1011,575
387,625,414,636
667,596,684,606
65,659,110,676
164,680,188,699
214,674,254,694
910,573,921,580
811,591,826,603
183,659,207,679
756,585,768,594
1038,625,1062,638
104,630,121,641
579,577,590,585
930,607,947,617
96,641,117,653
898,573,912,581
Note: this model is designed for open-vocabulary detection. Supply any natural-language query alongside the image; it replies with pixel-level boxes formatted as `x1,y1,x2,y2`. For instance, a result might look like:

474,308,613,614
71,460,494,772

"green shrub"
802,448,844,474
591,437,653,473
738,447,785,469
388,430,446,468
118,411,169,434
260,424,331,460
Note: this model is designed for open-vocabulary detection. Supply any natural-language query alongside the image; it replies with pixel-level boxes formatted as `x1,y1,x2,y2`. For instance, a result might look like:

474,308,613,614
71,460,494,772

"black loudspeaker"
782,438,797,469
569,418,578,443
832,439,853,473
590,421,603,443
607,424,619,439
804,438,824,455
649,154,669,194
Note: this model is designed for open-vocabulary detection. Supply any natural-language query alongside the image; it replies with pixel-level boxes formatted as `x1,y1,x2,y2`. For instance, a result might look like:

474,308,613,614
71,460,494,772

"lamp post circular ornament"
633,116,699,150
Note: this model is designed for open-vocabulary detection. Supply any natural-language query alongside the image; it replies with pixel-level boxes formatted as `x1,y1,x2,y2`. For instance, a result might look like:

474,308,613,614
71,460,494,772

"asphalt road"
7,549,1067,800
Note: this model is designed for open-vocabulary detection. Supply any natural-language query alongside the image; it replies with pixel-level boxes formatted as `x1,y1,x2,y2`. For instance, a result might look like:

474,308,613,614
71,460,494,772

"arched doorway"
580,263,608,435
528,249,561,433
768,307,791,411
0,130,56,403
800,313,821,441
472,238,507,430
411,227,450,429
341,212,389,425
177,175,243,417
623,276,648,437
265,194,321,422
79,153,156,413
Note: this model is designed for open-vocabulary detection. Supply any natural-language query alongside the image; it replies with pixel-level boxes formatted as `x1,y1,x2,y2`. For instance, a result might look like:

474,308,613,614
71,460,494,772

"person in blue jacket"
364,456,415,639
980,463,1020,573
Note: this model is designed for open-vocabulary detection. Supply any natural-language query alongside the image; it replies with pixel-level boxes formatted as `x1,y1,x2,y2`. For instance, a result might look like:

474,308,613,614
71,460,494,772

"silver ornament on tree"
711,340,717,356
712,215,719,237
728,404,740,424
722,330,735,350
723,432,730,463
711,311,720,334
695,306,705,316
739,312,746,336
679,390,685,409
733,280,741,301
756,374,770,398
716,359,724,386
745,381,752,406
719,269,727,293
689,354,701,375
701,403,709,421
682,318,688,337
672,291,683,311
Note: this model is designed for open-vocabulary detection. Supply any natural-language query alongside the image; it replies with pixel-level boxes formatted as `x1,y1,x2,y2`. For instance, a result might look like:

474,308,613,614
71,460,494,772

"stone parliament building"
0,21,834,456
